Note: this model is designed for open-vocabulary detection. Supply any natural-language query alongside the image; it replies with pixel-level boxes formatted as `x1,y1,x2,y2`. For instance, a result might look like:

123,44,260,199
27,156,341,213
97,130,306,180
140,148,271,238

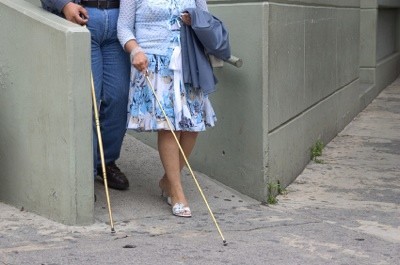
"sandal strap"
172,203,192,217
172,203,185,215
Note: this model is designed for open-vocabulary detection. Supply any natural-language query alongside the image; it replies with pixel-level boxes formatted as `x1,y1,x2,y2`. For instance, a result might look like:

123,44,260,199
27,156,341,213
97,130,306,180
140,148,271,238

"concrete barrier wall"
200,0,399,200
0,0,93,225
190,0,363,201
375,5,400,94
24,0,39,5
376,9,397,61
195,3,268,200
360,0,400,105
267,0,362,192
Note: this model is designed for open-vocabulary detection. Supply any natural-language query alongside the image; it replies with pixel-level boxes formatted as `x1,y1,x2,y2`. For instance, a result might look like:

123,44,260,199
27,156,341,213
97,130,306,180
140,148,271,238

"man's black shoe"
97,162,129,190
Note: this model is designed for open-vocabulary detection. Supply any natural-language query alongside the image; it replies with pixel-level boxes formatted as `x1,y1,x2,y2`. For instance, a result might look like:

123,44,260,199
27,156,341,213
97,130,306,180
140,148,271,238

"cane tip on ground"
223,240,228,246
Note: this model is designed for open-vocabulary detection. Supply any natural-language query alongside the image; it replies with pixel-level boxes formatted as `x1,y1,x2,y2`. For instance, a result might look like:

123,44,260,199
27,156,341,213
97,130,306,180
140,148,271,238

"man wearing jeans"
41,0,130,190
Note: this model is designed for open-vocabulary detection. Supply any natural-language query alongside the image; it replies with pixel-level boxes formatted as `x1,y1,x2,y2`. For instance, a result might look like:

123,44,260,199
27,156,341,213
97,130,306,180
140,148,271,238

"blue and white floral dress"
118,0,216,132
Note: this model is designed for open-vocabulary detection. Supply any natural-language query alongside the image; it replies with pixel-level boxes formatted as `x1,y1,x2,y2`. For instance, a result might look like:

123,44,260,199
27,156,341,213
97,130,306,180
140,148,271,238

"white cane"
144,71,227,246
90,73,115,234
81,23,115,233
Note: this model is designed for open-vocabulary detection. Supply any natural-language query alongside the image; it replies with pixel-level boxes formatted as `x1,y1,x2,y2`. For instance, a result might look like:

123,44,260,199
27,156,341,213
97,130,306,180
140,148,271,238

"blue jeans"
86,7,130,174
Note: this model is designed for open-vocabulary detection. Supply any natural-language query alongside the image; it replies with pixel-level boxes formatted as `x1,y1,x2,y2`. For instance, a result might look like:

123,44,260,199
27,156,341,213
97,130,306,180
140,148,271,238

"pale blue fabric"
127,52,217,132
117,0,207,55
119,0,216,132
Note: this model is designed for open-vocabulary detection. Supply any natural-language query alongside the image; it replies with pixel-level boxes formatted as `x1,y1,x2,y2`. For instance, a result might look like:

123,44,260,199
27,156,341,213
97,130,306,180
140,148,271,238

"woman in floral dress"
117,0,216,217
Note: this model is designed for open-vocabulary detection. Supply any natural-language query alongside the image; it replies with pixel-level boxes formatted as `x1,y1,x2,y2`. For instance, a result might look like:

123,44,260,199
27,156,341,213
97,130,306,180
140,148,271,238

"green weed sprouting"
311,139,324,163
266,181,287,205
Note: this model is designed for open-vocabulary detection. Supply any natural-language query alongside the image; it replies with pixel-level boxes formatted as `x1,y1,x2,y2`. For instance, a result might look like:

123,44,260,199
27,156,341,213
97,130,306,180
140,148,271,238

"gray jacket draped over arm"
180,8,231,95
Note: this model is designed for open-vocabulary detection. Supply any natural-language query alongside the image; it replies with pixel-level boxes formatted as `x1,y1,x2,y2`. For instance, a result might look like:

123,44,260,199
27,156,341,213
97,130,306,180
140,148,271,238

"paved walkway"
1,77,399,264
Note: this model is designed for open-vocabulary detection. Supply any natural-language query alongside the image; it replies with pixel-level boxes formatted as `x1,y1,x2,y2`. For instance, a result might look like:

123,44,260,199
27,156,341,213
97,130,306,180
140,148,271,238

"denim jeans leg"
99,9,130,166
86,8,104,175
86,8,130,175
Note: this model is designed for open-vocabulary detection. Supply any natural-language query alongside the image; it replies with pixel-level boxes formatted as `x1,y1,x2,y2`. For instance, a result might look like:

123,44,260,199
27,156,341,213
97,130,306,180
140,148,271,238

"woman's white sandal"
172,203,192,217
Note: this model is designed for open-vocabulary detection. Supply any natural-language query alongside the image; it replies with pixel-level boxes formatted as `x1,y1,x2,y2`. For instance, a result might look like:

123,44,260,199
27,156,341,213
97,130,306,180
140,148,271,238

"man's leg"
86,7,129,190
96,8,131,189
86,7,104,178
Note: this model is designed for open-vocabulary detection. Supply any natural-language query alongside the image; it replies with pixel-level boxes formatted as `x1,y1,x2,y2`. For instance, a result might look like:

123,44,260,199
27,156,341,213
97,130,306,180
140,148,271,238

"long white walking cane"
144,71,227,246
90,73,115,234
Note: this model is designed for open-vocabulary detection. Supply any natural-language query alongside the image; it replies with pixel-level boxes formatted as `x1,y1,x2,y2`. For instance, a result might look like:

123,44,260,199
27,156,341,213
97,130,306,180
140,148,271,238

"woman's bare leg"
178,131,198,170
158,130,187,206
158,131,199,206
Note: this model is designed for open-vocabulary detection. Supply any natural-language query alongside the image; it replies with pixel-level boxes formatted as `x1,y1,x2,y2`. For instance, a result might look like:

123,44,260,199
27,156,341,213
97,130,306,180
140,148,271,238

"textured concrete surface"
1,76,399,264
0,0,93,225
